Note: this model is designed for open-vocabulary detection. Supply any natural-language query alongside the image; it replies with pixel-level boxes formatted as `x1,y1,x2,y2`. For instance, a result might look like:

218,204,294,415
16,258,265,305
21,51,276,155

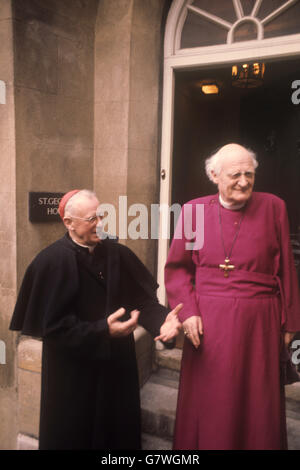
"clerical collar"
219,194,246,211
69,236,96,253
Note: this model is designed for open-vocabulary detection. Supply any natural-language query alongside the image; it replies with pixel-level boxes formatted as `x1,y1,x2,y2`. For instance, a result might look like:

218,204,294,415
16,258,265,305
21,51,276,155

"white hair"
64,189,97,217
205,144,258,182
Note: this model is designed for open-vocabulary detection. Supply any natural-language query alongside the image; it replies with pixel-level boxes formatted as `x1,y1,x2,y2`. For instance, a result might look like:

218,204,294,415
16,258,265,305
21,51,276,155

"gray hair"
205,145,258,182
64,189,97,217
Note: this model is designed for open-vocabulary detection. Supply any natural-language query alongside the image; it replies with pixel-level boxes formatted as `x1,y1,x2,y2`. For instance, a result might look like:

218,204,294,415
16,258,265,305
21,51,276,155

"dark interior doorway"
172,57,300,278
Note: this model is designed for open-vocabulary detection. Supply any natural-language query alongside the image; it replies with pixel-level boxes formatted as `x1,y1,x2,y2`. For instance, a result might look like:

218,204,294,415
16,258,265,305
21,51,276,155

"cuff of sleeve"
168,292,199,323
178,308,200,323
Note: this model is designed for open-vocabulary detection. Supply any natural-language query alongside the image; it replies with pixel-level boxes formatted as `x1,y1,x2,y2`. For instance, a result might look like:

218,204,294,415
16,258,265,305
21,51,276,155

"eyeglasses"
228,171,255,181
70,215,103,224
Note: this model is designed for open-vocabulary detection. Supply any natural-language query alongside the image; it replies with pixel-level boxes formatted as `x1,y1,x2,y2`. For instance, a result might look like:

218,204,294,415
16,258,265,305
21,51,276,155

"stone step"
140,347,182,443
17,433,38,450
285,382,300,450
142,433,172,450
148,366,180,389
285,383,300,417
287,417,300,450
155,347,182,373
140,380,178,441
285,382,300,403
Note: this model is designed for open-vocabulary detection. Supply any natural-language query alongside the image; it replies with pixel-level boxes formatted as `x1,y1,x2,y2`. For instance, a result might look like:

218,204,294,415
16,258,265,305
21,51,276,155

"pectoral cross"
219,257,235,277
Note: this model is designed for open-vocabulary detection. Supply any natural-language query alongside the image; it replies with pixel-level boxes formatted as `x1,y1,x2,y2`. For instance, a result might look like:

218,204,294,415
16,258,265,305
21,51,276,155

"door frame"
157,0,300,304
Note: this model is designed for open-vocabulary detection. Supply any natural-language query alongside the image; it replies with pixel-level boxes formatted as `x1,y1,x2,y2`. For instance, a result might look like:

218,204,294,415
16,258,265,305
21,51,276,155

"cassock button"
210,199,216,205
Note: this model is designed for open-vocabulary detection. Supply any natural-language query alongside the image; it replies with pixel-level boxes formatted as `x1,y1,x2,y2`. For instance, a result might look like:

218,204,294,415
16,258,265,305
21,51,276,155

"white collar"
70,236,96,253
219,194,246,211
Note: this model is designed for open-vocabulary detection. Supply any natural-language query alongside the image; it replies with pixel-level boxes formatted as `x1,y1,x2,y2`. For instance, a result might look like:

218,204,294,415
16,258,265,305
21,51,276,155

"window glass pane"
256,0,286,20
263,2,300,38
181,11,227,48
240,0,256,16
233,21,258,42
192,0,236,23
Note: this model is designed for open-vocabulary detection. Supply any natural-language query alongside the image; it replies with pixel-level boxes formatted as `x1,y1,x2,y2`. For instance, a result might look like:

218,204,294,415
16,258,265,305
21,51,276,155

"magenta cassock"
165,192,300,450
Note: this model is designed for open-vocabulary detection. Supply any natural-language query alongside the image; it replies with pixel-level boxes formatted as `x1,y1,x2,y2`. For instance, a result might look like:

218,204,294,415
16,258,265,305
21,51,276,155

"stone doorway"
172,57,300,234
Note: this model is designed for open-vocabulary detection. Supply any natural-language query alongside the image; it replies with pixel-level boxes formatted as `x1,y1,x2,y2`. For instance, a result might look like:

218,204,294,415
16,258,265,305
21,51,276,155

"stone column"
94,0,132,220
94,0,170,273
0,0,18,450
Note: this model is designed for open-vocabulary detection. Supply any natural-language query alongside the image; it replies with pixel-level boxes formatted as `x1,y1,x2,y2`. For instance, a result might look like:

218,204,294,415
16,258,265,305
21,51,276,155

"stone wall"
13,0,99,280
0,0,18,450
94,0,171,274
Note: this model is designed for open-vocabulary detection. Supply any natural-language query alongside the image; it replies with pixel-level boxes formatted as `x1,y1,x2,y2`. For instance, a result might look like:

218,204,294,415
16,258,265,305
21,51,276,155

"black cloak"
10,234,170,450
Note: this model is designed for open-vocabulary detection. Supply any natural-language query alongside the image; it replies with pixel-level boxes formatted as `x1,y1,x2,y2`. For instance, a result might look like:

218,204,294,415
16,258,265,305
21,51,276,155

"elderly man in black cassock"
10,189,182,450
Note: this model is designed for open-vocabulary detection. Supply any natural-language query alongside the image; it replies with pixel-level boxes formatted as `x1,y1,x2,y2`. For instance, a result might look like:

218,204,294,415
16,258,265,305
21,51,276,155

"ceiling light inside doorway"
201,84,219,94
232,62,265,88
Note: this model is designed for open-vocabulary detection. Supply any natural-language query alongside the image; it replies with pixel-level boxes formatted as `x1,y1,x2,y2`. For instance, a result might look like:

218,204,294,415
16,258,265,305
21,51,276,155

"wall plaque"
29,192,64,223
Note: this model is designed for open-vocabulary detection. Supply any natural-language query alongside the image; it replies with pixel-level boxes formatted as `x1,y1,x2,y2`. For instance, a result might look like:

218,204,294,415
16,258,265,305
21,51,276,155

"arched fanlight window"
172,0,300,51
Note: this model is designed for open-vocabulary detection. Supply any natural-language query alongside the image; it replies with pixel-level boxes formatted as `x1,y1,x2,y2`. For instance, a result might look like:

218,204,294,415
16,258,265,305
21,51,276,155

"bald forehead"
72,196,99,216
218,144,255,172
218,143,251,159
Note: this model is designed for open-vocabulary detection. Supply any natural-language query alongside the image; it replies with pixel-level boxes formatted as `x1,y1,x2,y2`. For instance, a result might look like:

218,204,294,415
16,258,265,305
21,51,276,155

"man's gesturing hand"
154,303,183,342
107,308,140,337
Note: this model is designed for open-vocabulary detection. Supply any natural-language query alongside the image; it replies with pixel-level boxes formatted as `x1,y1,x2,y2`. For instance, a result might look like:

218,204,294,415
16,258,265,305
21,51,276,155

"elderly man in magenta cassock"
10,189,182,450
165,143,300,450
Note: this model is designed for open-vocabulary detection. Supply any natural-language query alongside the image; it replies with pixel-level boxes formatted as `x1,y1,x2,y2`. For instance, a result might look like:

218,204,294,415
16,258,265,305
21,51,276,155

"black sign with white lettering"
29,192,64,223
